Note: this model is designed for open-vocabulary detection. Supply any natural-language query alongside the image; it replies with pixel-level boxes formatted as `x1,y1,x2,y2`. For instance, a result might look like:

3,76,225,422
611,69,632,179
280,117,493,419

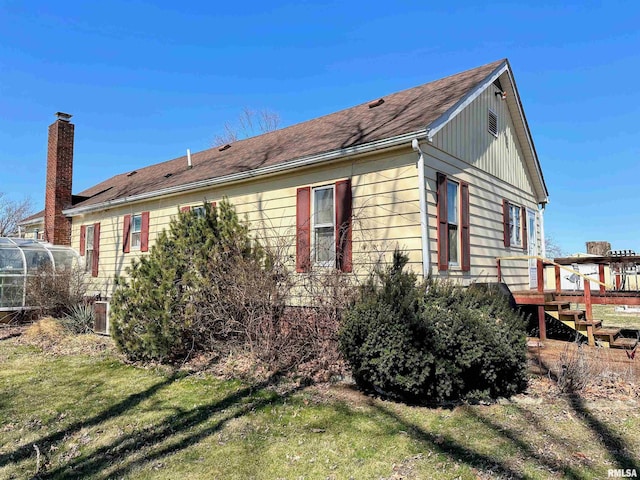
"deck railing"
496,255,613,321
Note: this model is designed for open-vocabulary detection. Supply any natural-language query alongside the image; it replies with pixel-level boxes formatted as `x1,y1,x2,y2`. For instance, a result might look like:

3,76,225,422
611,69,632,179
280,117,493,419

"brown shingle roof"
67,59,505,211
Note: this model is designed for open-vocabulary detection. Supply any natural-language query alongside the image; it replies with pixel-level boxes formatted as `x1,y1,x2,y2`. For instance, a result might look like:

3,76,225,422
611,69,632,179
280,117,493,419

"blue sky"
1,0,639,254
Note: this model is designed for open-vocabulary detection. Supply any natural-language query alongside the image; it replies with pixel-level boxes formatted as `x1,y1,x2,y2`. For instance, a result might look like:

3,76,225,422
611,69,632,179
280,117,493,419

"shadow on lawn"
0,374,180,470
534,354,640,473
371,402,530,479
9,372,299,479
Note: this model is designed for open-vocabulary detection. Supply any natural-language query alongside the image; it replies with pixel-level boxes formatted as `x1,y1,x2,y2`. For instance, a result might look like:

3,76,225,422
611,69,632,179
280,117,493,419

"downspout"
539,203,546,258
412,138,431,279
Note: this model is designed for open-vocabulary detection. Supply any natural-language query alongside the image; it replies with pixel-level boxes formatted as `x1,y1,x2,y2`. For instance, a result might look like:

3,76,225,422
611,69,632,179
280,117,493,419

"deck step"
575,319,602,328
558,309,585,318
610,337,639,349
546,300,571,306
594,327,621,340
544,301,571,311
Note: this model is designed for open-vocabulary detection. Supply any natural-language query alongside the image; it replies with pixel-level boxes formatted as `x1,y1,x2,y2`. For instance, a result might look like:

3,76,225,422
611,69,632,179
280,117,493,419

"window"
122,212,149,253
502,200,526,251
488,109,498,137
85,225,94,273
312,186,335,265
437,173,470,272
509,203,521,247
192,206,206,217
296,180,352,273
80,223,100,276
131,214,142,249
446,180,459,265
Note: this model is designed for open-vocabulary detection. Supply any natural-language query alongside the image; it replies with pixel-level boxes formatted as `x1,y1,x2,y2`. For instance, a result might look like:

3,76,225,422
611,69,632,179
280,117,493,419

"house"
19,58,549,302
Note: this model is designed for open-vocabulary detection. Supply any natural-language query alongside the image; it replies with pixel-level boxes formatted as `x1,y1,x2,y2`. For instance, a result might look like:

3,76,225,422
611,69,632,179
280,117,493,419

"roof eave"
18,216,44,227
63,129,428,216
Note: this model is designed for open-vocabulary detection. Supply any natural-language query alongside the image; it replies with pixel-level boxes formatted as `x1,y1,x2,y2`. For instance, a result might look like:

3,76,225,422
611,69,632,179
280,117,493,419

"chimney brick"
44,113,74,245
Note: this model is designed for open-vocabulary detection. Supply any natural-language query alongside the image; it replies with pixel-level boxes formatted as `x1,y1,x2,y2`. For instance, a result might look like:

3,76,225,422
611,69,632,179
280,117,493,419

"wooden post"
555,265,561,294
538,305,546,341
584,278,592,321
586,324,595,347
497,259,501,283
537,259,544,293
615,273,621,291
598,264,606,294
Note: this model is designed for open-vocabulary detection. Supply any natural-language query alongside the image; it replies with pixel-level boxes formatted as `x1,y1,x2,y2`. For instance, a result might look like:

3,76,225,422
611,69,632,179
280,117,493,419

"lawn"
1,333,639,479
589,304,640,330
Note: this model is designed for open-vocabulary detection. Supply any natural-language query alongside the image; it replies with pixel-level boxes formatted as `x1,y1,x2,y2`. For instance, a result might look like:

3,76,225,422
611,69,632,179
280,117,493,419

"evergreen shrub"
339,250,527,403
110,200,277,363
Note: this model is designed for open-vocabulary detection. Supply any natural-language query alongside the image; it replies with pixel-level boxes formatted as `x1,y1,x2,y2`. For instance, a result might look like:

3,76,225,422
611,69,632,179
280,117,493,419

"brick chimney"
44,112,74,246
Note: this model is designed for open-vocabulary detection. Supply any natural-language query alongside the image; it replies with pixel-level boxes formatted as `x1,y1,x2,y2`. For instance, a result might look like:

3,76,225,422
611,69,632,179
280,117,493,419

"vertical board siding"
432,79,533,194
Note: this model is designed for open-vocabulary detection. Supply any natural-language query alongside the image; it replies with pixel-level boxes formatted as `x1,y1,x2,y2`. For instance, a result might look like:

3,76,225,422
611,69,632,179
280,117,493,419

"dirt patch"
0,325,25,341
527,337,640,401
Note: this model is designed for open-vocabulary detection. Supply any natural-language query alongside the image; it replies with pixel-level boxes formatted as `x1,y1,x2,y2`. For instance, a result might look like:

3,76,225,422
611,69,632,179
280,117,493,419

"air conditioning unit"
93,301,110,335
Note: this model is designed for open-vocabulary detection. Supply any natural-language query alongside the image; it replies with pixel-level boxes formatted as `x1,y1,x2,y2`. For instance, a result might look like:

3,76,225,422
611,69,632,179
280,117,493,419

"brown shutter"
461,182,471,272
141,211,150,252
122,214,131,253
335,178,353,273
181,206,191,213
521,206,528,252
437,173,448,271
92,222,100,278
503,199,510,247
296,187,311,273
210,201,217,208
79,225,86,256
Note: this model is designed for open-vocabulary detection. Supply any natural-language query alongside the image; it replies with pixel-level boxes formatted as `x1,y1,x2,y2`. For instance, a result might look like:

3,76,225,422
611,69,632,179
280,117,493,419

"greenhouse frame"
0,238,81,311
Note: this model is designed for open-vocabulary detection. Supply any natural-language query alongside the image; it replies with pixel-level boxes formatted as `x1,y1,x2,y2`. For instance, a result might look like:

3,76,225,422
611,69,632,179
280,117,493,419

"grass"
1,336,639,479
589,304,640,330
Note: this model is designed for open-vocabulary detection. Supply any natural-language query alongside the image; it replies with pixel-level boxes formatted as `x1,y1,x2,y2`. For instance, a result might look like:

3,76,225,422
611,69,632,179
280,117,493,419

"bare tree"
545,235,566,259
0,193,33,236
213,107,281,146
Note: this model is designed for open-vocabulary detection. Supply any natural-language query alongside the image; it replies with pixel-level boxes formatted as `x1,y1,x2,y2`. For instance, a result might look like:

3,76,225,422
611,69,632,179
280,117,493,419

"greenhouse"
0,238,81,311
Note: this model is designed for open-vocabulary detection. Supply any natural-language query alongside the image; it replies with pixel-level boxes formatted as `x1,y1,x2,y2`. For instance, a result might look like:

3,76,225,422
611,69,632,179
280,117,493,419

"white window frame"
130,214,142,250
192,206,206,217
447,179,460,266
508,203,522,247
85,225,94,273
311,185,335,267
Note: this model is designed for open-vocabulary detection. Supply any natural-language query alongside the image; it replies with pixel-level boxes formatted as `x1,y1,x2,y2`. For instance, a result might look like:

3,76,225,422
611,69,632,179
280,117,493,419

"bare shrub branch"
25,264,91,318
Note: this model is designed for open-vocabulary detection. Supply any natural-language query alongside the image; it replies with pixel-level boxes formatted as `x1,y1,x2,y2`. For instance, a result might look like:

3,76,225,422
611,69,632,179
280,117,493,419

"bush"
59,303,95,334
339,250,527,403
25,264,89,318
110,200,280,363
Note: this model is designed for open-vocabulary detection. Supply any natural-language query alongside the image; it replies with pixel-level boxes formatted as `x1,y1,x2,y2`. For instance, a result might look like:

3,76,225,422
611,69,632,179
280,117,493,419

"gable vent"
488,109,498,137
368,98,385,109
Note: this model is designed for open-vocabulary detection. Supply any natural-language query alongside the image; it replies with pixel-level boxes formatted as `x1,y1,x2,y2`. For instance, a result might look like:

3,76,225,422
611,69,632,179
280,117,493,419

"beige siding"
423,142,538,291
70,148,423,298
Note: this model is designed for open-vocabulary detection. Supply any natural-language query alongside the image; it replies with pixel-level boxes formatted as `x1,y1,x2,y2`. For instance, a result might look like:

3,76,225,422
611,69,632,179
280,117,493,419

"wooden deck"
513,289,640,306
497,255,640,348
512,288,640,349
